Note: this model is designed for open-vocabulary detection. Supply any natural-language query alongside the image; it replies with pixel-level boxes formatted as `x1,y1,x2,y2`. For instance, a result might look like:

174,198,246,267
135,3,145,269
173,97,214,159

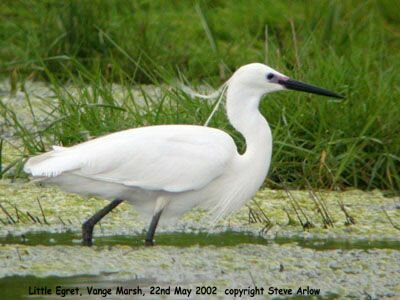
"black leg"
82,199,124,246
145,209,163,246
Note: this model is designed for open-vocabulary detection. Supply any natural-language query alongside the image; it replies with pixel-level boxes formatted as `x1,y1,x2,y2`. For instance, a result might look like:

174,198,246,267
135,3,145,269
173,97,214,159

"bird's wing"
24,125,238,192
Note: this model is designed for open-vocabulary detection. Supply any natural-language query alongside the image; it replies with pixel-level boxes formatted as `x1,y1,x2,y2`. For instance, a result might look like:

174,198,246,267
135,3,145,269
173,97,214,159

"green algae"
1,180,398,242
0,141,22,167
1,180,399,298
0,243,399,299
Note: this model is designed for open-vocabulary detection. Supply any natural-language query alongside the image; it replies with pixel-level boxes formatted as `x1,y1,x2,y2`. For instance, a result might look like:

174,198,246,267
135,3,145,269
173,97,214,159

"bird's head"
229,63,344,99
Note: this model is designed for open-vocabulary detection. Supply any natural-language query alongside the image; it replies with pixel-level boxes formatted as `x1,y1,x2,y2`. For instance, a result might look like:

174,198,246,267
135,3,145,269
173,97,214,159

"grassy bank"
0,0,399,192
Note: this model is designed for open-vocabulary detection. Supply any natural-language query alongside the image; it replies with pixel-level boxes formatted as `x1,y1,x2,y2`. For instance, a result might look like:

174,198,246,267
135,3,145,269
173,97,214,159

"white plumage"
24,63,342,242
24,122,268,220
25,126,236,192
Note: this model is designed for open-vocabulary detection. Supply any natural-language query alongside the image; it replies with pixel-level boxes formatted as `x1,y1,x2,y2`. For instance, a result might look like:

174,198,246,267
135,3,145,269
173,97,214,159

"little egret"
24,63,343,246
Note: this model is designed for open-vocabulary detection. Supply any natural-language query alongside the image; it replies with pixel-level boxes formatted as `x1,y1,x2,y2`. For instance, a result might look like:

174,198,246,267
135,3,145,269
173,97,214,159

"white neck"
226,83,272,190
209,82,273,219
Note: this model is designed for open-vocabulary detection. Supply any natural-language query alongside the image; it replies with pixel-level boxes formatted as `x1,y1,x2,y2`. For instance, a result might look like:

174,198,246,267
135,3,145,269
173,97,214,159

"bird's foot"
82,223,94,247
82,238,93,247
144,239,154,246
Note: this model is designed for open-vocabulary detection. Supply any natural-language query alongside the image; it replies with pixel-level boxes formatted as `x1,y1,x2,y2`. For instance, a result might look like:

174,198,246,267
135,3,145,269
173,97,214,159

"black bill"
278,78,344,99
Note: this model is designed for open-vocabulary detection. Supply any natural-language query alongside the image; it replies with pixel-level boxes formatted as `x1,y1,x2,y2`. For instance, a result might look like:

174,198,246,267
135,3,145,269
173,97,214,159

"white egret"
24,63,343,246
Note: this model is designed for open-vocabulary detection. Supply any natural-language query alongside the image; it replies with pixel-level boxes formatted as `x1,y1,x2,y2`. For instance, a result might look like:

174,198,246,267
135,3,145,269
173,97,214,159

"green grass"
0,0,399,192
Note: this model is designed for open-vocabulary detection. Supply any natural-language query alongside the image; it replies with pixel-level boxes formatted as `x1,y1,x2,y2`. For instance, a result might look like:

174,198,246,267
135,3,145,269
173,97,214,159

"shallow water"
1,231,400,250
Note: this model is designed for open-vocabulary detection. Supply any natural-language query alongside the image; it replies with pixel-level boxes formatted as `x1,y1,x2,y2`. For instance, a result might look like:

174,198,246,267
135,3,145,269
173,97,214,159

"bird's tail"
24,146,78,177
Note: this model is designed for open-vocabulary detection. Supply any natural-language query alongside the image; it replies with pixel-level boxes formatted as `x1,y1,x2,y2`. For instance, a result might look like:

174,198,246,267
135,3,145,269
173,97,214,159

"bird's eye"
266,73,275,80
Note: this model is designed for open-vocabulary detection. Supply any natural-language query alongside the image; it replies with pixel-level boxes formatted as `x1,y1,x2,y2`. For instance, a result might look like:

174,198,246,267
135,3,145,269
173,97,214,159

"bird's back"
24,125,238,194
